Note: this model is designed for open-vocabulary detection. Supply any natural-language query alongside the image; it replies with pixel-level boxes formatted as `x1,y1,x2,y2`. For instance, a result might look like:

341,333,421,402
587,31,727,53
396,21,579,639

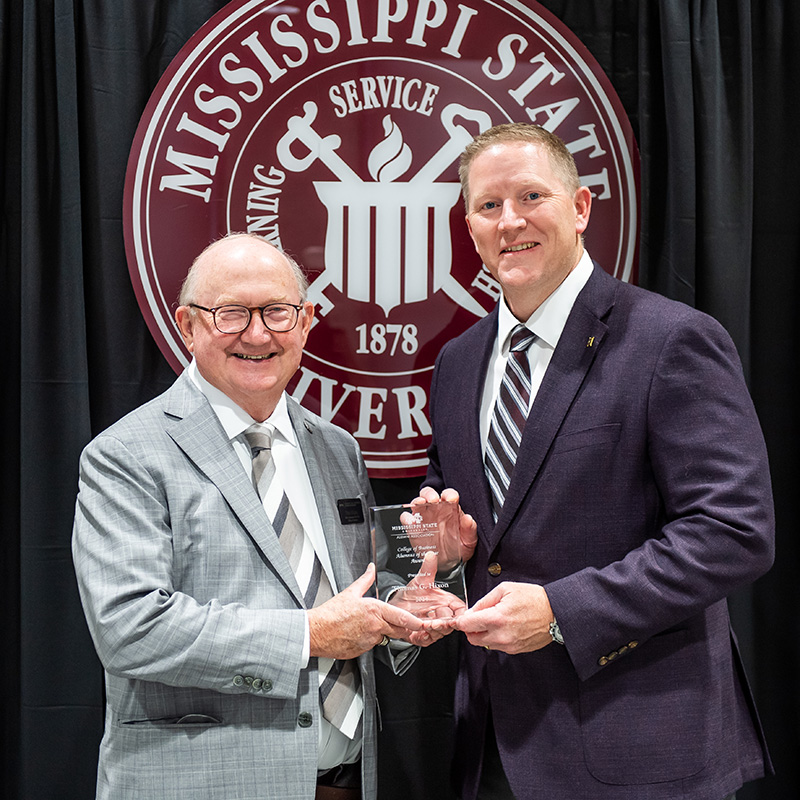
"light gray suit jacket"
73,372,380,799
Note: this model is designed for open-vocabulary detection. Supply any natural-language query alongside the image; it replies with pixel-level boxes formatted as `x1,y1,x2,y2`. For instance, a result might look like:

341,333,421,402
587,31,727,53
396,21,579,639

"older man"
421,123,774,800
72,233,423,800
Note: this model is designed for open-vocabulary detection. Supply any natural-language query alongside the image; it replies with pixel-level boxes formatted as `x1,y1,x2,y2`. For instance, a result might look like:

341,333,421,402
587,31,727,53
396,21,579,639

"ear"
465,214,480,254
574,186,592,234
175,306,196,353
299,301,315,346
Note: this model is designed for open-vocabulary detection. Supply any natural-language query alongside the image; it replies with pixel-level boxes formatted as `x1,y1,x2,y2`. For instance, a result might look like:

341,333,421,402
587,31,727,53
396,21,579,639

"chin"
497,265,541,288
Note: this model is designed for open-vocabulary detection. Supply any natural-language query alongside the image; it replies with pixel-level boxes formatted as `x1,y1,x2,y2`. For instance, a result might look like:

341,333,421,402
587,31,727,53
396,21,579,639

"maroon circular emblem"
124,0,639,478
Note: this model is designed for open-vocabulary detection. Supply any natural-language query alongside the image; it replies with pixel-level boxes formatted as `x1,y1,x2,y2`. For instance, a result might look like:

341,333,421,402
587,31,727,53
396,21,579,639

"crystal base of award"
370,502,467,618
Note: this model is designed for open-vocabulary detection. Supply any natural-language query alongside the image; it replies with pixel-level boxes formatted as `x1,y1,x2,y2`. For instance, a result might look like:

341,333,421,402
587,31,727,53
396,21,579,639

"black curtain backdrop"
2,1,797,798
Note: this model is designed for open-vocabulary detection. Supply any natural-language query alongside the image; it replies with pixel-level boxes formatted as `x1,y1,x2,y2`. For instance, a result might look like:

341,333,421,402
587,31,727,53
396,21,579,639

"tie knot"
509,324,536,353
244,425,273,456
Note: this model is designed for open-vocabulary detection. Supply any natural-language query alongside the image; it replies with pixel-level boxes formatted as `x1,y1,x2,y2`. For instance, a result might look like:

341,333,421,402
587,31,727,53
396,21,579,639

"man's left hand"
412,486,478,565
454,581,555,654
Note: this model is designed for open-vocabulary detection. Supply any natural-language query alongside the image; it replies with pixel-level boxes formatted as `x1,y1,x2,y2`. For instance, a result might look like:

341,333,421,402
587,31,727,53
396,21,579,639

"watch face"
550,620,564,645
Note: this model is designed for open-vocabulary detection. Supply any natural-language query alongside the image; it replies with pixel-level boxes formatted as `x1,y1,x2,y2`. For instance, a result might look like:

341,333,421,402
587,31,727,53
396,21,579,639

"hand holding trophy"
371,490,477,640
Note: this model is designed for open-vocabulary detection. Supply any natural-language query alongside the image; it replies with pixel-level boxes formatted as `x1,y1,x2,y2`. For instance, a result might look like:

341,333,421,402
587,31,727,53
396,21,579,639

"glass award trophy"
370,501,467,617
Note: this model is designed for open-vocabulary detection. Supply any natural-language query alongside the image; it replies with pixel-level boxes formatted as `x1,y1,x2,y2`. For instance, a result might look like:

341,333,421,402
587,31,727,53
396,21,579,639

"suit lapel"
287,399,355,592
163,374,305,605
490,266,616,546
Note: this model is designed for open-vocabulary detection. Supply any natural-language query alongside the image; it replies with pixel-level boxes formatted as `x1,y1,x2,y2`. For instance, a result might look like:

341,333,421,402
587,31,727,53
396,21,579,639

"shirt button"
298,711,313,728
488,563,502,576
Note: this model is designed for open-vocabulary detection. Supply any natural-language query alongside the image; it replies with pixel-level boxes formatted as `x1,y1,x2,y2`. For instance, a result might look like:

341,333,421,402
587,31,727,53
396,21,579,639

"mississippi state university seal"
124,0,639,477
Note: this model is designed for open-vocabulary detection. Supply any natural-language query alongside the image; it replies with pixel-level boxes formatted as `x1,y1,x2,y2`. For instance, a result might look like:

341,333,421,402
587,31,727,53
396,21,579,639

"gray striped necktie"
244,425,363,739
484,324,537,521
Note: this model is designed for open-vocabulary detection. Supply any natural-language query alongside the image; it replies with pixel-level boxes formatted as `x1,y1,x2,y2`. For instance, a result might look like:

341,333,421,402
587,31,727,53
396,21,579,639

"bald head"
179,233,308,308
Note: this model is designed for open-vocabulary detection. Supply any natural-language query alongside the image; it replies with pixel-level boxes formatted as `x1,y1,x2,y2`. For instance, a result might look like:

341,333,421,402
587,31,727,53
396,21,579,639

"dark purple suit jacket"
424,264,774,800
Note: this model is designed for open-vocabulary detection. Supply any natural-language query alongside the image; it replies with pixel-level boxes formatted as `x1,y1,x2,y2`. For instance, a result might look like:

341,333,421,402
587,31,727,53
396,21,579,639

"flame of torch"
368,115,412,182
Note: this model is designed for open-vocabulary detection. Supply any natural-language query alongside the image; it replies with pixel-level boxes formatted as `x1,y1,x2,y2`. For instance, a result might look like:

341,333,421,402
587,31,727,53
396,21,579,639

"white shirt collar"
497,250,594,352
186,360,297,447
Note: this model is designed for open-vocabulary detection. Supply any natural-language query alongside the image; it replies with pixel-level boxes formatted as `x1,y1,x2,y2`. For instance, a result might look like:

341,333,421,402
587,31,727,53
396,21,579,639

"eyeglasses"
189,303,304,334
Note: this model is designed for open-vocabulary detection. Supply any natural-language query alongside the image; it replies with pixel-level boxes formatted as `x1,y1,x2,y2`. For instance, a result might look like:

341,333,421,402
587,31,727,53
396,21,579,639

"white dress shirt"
479,251,594,453
187,361,361,769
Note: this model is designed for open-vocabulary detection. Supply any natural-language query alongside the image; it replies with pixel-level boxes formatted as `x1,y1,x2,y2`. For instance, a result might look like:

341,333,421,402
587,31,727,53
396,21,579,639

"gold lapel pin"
586,336,595,347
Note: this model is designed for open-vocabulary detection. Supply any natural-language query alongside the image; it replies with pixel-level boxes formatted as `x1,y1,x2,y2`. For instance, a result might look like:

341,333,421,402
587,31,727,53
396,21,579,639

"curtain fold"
1,0,23,796
747,4,800,799
17,1,97,796
638,0,754,375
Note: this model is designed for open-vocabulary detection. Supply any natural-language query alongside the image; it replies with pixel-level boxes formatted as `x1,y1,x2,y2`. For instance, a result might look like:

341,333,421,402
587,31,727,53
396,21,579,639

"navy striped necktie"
484,324,537,521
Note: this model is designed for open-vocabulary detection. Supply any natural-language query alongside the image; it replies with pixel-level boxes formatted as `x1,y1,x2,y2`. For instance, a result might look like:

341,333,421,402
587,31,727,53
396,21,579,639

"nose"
240,310,276,342
498,199,525,232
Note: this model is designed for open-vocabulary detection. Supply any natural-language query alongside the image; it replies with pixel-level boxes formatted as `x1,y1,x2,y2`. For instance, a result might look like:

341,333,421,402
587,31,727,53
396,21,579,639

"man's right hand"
308,563,423,660
388,550,466,647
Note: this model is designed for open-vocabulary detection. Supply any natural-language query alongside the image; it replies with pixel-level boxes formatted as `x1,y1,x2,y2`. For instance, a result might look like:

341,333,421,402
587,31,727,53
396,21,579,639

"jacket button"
628,640,639,649
298,711,313,728
488,563,502,576
262,680,273,692
233,675,244,686
252,678,262,690
598,656,608,667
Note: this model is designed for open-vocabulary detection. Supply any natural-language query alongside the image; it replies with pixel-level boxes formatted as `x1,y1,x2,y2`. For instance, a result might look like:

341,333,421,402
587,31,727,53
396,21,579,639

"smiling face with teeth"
464,139,592,321
175,236,313,422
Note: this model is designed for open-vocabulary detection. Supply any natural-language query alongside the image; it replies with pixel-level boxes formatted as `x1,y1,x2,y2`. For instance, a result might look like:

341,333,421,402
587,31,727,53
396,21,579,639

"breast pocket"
535,424,622,504
551,423,621,454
